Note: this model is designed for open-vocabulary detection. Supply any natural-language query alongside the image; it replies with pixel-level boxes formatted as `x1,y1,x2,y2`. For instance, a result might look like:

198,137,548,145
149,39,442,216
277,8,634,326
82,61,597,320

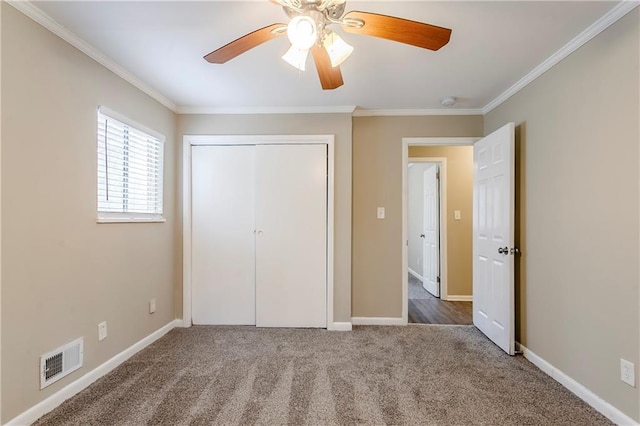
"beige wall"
409,146,473,297
1,5,177,422
352,116,482,318
176,114,352,323
485,9,640,421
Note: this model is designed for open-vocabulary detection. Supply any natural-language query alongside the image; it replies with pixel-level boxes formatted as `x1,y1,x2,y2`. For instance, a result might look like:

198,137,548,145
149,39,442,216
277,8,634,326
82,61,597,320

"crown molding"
7,0,178,113
177,107,483,116
176,105,357,115
353,108,483,117
482,0,640,115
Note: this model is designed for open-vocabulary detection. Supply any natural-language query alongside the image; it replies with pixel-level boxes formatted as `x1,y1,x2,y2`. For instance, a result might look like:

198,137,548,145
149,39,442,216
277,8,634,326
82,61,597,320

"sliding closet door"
191,145,256,325
255,144,327,328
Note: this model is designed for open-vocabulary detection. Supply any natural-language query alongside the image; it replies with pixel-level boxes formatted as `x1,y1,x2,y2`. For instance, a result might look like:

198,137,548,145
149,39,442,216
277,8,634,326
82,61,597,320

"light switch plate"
454,210,461,220
377,207,385,219
98,321,107,341
149,298,157,314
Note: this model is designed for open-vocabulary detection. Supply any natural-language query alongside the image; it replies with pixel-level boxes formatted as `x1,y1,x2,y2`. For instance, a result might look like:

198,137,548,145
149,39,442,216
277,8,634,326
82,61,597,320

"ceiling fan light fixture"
287,15,318,50
204,1,453,91
323,31,353,67
282,45,309,71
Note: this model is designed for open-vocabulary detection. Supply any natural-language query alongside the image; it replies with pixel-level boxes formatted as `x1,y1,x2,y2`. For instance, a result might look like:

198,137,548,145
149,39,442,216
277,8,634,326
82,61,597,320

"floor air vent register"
40,337,84,389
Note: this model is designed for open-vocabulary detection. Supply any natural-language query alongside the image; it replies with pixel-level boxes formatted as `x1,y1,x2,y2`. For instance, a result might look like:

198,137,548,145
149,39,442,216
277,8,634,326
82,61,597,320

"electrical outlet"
149,298,157,314
620,359,635,387
98,321,107,341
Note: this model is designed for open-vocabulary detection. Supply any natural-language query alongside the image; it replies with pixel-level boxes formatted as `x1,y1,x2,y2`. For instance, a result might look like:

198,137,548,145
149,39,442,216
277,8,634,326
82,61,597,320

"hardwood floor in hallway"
408,274,472,325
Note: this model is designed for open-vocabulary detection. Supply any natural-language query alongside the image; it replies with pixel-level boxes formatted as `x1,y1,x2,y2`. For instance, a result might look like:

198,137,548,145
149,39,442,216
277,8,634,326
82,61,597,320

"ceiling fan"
204,0,452,90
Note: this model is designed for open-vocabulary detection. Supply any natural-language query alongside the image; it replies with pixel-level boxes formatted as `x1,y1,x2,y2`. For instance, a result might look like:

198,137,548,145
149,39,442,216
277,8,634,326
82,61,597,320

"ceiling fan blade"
204,23,287,64
311,44,344,90
342,11,451,51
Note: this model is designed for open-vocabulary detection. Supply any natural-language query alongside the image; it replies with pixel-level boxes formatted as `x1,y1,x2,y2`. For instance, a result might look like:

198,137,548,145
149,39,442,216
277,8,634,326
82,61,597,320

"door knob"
420,234,425,238
498,247,509,255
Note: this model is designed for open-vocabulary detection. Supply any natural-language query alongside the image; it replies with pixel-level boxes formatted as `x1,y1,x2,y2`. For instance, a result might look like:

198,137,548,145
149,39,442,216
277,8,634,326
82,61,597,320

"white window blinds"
97,107,164,222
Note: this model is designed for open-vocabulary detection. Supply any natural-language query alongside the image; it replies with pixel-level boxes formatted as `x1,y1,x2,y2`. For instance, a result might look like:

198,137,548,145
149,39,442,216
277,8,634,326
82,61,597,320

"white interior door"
255,144,327,328
422,165,440,297
473,123,516,355
191,145,256,325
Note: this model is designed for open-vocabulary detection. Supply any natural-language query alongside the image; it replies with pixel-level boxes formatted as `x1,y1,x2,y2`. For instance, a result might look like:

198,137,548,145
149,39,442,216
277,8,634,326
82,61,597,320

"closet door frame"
182,134,335,329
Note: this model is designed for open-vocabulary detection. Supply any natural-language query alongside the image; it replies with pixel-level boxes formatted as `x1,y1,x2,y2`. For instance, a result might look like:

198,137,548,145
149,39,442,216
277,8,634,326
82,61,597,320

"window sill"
97,216,166,224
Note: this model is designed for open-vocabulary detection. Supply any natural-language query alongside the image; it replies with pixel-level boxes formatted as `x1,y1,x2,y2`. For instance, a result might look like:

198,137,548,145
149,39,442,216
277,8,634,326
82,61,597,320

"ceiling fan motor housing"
283,0,346,23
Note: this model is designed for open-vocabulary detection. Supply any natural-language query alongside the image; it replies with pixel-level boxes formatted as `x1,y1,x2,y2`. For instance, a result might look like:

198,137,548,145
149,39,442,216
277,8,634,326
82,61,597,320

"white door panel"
255,144,327,328
191,145,256,325
423,165,439,297
473,123,515,355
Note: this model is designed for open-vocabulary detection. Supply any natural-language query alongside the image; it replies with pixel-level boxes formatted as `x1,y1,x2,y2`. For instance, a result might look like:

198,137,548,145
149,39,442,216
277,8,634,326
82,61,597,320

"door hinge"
436,171,440,180
437,276,441,283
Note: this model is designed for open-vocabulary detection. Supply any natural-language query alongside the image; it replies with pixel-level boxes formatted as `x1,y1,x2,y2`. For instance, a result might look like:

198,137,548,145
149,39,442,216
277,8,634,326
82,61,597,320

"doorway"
402,138,479,325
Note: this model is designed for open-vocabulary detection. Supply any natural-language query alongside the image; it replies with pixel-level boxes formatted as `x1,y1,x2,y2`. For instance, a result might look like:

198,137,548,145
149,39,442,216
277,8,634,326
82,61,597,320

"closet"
190,143,328,328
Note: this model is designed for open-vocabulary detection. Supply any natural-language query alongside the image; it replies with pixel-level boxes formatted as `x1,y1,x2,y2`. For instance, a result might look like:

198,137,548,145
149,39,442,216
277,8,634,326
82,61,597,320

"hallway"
408,274,472,325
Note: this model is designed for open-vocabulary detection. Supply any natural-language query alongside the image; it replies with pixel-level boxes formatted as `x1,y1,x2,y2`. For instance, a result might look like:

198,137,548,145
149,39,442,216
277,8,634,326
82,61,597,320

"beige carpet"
35,325,611,425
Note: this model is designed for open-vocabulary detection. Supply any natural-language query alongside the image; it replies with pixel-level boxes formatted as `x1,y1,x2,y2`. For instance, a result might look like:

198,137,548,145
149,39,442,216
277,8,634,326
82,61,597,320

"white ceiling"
30,1,619,112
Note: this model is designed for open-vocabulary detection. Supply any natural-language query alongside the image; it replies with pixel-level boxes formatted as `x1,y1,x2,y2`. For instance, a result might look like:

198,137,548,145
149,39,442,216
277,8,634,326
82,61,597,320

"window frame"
96,106,166,224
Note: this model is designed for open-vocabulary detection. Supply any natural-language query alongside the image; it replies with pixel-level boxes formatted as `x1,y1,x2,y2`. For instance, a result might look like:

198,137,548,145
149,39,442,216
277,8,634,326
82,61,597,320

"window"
97,107,164,222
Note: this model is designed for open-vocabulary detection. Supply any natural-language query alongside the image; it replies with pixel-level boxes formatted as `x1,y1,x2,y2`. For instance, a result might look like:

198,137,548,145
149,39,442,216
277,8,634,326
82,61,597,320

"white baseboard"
446,295,473,302
517,342,638,426
352,317,406,326
329,322,353,331
6,319,180,426
408,268,424,282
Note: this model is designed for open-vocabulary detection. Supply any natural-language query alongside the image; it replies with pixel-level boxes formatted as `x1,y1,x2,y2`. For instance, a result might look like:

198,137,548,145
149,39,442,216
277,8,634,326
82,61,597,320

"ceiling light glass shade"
323,31,353,67
287,15,318,50
282,45,309,71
